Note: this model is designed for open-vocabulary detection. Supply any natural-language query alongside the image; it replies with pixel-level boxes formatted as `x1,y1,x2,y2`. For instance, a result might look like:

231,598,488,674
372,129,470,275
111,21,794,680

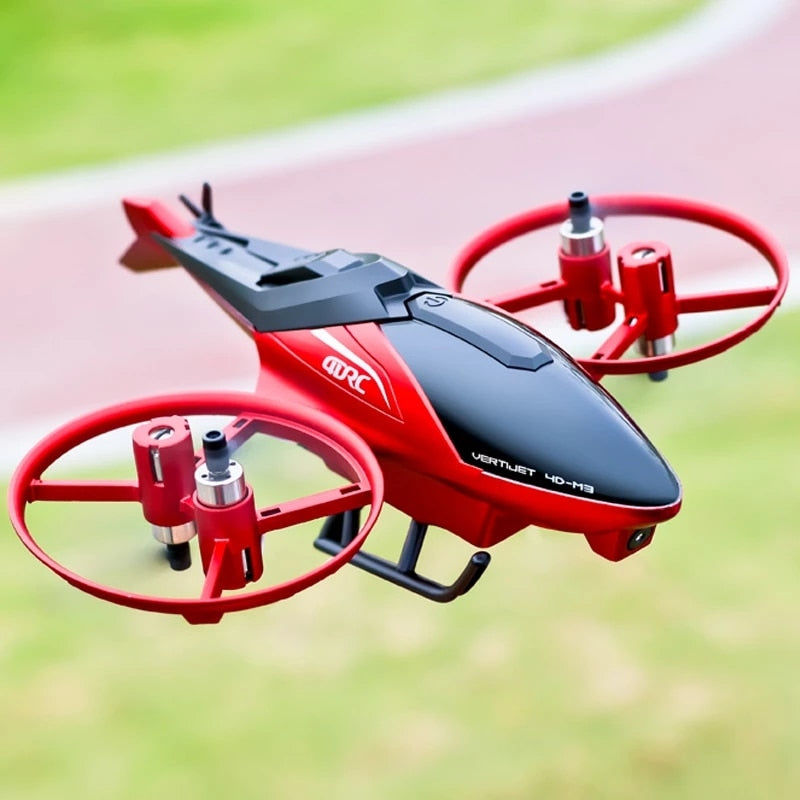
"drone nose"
591,428,681,508
382,297,682,510
521,358,682,508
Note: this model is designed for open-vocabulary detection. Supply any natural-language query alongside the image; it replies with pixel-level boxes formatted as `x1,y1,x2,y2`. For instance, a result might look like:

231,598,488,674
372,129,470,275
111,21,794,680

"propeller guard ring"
449,195,789,376
8,391,384,623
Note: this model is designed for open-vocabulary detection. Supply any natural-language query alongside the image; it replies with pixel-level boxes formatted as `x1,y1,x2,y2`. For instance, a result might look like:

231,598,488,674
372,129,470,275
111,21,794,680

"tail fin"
120,198,195,271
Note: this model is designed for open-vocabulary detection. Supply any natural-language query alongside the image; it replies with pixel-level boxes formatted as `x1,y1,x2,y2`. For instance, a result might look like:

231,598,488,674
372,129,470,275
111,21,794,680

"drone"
8,185,788,623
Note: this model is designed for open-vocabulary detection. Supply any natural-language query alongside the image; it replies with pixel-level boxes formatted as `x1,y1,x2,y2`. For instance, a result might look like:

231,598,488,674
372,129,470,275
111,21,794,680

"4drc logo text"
322,355,372,395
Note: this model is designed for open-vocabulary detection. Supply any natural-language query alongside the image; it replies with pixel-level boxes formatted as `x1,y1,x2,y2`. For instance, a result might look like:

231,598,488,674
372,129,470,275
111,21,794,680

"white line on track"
0,0,791,221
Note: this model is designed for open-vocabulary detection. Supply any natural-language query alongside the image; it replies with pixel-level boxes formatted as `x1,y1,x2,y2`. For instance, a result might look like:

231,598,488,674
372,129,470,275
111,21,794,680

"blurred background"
2,1,799,797
1,0,704,178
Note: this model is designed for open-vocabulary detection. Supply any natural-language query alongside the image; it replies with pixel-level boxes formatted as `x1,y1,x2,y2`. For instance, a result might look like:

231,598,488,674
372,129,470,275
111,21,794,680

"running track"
2,0,797,467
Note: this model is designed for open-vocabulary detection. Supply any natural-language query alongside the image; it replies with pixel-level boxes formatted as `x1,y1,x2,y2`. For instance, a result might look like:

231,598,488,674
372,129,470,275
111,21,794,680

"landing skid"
314,512,490,602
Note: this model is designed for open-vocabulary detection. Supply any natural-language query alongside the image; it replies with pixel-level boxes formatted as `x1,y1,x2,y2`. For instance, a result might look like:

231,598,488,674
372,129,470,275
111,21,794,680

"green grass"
1,0,704,178
2,307,799,798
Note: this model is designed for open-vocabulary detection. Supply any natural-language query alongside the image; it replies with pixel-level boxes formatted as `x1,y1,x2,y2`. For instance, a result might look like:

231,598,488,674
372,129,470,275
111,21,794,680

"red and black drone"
8,186,788,623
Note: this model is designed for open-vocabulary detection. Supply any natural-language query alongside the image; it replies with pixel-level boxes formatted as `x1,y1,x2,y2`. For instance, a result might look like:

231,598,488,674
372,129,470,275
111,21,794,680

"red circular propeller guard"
8,392,384,623
449,195,789,375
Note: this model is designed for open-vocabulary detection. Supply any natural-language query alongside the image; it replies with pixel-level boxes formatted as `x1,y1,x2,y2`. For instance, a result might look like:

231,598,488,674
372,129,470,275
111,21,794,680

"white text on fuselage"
471,452,537,478
472,452,595,494
322,355,371,395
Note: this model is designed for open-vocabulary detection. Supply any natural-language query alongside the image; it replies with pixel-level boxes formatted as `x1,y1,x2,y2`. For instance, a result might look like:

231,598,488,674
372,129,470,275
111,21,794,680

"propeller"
8,392,384,624
449,193,789,380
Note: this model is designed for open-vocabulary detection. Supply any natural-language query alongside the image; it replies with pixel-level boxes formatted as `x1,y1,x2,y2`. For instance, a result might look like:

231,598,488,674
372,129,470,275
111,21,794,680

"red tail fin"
120,198,195,271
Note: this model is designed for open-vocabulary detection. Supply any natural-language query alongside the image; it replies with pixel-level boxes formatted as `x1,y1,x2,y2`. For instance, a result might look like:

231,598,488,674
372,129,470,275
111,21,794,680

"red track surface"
3,6,798,427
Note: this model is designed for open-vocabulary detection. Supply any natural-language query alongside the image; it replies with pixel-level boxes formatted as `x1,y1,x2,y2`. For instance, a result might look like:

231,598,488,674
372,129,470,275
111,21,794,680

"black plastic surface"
407,294,553,370
314,513,490,602
568,190,592,233
382,316,681,507
165,542,191,571
202,430,230,478
157,231,441,332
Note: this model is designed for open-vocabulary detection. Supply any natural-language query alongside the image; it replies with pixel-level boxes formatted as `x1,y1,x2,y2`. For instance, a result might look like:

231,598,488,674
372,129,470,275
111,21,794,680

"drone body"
7,186,787,622
124,191,682,559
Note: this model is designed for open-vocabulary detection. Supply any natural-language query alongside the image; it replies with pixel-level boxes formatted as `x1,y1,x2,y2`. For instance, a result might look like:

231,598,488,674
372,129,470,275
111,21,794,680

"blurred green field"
2,307,799,799
0,0,703,178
